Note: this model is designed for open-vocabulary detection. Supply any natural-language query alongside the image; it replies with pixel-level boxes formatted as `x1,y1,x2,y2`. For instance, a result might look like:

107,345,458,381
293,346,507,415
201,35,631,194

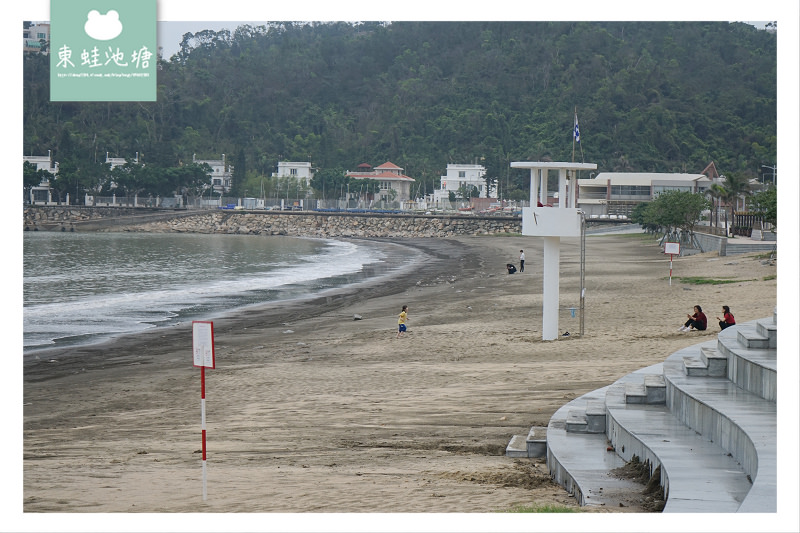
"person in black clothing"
680,305,707,331
506,263,517,274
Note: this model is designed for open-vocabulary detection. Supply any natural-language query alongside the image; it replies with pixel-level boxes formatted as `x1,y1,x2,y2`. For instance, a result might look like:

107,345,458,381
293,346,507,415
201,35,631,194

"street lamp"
761,164,776,186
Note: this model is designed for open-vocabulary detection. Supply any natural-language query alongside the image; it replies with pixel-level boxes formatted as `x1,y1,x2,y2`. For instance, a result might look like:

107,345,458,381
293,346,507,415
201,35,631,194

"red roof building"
346,161,416,203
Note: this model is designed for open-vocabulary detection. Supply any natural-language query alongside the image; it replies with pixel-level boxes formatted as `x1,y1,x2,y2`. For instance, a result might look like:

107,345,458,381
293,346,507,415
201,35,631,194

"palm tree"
704,184,723,230
716,173,753,236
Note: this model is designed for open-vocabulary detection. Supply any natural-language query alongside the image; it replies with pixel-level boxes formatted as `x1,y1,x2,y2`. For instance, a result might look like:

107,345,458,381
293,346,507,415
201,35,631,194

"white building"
106,152,138,170
193,153,233,193
433,163,495,204
24,22,50,53
272,161,315,187
577,172,712,217
24,152,58,204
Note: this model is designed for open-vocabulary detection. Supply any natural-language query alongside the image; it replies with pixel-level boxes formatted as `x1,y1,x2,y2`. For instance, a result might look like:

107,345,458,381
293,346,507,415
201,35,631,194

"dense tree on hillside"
309,167,348,200
23,21,776,200
231,148,247,197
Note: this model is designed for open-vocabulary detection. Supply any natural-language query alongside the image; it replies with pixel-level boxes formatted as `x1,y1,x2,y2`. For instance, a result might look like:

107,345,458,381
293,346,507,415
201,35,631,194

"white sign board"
664,242,680,255
192,321,215,368
521,207,582,237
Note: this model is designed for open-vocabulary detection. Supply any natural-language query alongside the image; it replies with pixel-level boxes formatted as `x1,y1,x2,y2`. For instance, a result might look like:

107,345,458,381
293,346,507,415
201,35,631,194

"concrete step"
584,401,607,433
505,434,530,458
717,322,777,402
605,401,751,512
625,373,666,404
526,426,547,457
543,315,776,513
644,374,666,403
624,382,647,404
725,242,776,255
546,384,646,508
565,409,589,433
505,426,548,458
749,229,776,242
662,342,777,512
700,345,728,376
756,319,777,348
682,355,709,376
683,344,728,377
737,328,769,349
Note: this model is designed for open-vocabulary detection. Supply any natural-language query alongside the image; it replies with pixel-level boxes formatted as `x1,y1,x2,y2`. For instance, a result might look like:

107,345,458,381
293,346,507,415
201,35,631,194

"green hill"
23,21,776,198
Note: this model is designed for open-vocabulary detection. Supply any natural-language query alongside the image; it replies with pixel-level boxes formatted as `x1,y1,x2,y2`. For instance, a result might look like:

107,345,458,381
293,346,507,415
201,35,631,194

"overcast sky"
158,20,254,58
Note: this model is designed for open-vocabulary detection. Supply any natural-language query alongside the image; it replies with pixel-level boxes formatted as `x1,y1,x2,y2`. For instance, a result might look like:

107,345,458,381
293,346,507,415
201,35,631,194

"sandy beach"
21,232,778,527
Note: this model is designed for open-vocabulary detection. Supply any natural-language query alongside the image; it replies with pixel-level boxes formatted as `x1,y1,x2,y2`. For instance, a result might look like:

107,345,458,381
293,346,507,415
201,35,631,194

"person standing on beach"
716,305,736,330
519,250,525,272
397,305,409,338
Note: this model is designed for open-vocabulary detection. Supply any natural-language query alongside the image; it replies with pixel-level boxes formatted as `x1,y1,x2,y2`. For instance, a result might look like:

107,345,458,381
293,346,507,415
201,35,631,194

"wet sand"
20,233,779,530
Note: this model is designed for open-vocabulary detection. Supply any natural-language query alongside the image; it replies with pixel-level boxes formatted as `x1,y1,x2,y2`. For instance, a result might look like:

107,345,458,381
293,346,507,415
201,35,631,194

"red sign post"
192,321,215,501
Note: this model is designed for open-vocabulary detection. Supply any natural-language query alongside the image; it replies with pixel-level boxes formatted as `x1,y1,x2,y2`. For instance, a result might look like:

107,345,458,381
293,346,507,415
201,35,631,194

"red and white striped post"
192,321,215,501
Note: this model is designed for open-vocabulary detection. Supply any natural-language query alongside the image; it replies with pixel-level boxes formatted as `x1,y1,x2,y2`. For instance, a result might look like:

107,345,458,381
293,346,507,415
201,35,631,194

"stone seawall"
24,206,141,226
113,211,522,238
23,206,522,238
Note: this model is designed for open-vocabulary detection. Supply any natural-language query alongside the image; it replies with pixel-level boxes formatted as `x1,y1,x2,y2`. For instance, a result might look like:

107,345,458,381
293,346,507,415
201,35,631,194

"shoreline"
22,237,452,378
22,233,779,522
22,235,430,365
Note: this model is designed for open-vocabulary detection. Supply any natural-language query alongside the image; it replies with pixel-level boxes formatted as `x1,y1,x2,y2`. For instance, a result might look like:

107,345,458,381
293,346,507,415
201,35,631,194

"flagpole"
572,107,576,163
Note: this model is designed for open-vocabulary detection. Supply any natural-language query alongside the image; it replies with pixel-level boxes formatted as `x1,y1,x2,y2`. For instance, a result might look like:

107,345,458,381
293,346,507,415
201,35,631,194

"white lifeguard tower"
511,161,597,341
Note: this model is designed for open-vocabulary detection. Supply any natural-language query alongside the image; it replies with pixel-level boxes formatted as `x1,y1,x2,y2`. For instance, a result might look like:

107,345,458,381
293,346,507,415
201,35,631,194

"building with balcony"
106,152,139,170
346,162,416,204
577,172,711,217
272,161,315,187
24,22,50,53
24,152,58,204
193,153,232,194
432,163,495,204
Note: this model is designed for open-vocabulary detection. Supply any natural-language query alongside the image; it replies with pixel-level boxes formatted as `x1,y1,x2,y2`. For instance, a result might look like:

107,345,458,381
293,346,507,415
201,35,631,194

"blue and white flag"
574,113,580,143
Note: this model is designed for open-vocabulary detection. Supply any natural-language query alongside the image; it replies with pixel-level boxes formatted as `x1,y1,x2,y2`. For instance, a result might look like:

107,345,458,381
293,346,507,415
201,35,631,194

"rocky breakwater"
108,211,522,238
24,206,140,231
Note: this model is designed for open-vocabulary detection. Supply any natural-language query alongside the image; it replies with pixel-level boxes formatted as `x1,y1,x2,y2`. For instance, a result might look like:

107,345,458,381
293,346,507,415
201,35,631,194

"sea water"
23,232,413,354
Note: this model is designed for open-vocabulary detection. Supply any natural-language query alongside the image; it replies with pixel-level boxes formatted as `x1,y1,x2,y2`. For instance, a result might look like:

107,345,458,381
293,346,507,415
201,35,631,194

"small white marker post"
192,321,215,501
664,242,680,286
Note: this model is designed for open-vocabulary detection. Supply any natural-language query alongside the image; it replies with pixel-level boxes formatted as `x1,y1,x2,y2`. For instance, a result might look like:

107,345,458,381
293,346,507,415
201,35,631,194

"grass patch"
763,274,776,281
591,231,649,240
614,231,649,239
753,252,776,260
676,276,753,285
500,504,579,513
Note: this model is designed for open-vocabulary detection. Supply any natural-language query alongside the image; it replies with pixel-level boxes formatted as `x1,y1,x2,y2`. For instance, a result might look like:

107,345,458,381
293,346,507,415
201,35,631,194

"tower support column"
542,236,560,341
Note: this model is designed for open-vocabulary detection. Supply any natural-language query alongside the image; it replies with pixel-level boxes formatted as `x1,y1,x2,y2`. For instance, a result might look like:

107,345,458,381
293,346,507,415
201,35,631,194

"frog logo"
84,10,123,41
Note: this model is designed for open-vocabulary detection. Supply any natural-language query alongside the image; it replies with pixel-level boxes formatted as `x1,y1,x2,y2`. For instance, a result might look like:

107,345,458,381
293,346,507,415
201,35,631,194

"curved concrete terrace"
534,314,777,512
